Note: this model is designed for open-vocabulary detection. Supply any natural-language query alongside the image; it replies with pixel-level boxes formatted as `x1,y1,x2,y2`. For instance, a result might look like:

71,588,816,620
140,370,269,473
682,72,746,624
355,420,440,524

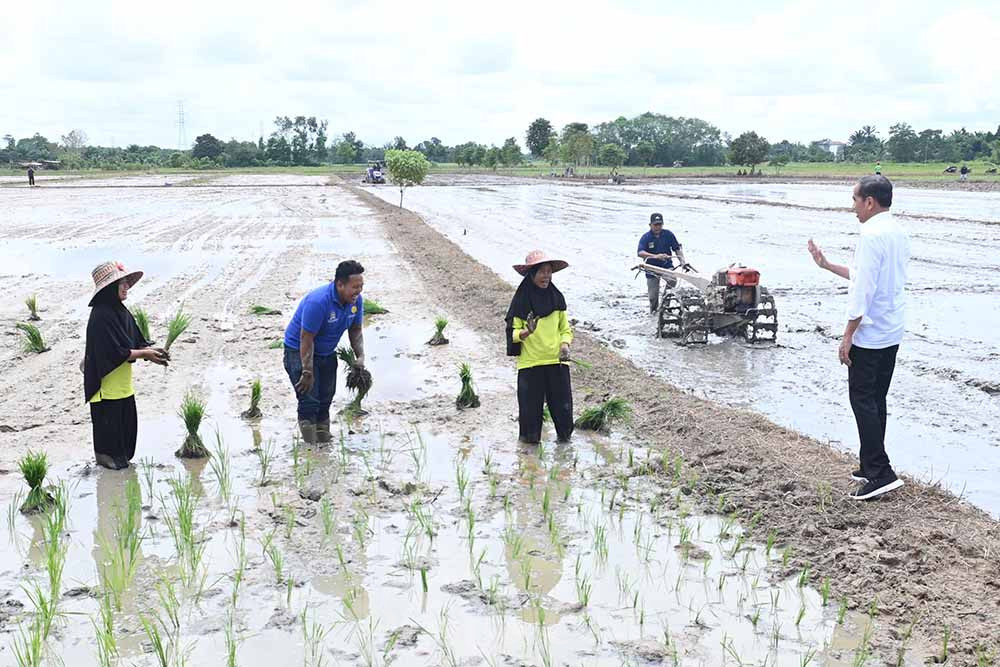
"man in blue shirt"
637,213,686,313
283,260,366,444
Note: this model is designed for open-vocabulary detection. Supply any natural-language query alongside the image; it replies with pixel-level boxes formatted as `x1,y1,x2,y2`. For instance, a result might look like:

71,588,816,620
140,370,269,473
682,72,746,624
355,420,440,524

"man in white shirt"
807,175,910,500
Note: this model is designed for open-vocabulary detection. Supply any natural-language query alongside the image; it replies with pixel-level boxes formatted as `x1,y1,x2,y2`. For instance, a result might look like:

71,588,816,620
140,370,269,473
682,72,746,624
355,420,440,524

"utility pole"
177,101,186,150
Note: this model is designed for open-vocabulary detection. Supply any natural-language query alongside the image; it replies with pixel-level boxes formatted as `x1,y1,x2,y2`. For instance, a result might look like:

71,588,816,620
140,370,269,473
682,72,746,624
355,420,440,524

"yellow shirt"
89,362,134,403
512,311,573,370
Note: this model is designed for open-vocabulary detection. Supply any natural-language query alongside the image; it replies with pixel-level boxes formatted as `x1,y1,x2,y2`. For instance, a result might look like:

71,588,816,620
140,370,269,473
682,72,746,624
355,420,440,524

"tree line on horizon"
3,114,999,172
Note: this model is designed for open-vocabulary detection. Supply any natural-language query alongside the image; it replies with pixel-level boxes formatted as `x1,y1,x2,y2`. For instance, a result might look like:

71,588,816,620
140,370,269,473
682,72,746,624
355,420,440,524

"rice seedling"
574,397,631,432
249,304,281,315
161,475,205,587
427,316,449,345
240,378,263,419
265,542,284,583
302,608,331,667
797,565,810,587
455,458,470,502
162,305,192,352
18,451,52,514
16,322,49,354
939,625,951,663
820,577,831,606
139,457,157,498
795,603,806,627
11,614,44,667
410,606,460,667
268,339,283,349
837,596,848,625
93,593,118,667
98,479,144,608
208,432,234,521
319,497,335,539
23,581,59,642
363,298,388,315
801,648,818,666
337,346,373,415
224,610,240,667
131,306,152,342
175,390,209,458
455,363,480,409
25,294,40,321
256,438,275,486
230,518,247,607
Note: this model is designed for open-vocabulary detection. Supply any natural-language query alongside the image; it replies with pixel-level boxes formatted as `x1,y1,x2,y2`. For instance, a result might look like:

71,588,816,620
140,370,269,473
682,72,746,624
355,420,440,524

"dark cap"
650,213,664,225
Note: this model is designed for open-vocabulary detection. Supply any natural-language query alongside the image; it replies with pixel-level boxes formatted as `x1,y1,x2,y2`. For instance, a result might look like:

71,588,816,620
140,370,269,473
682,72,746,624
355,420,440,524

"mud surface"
366,176,1000,517
0,175,994,665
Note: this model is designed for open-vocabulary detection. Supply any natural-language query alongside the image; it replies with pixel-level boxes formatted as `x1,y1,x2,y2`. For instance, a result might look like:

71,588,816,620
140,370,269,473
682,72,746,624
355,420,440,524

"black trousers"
848,344,898,482
517,363,573,443
90,395,138,462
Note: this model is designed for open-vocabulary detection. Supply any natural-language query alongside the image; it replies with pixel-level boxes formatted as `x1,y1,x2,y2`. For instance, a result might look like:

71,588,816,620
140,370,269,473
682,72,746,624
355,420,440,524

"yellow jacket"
512,311,573,370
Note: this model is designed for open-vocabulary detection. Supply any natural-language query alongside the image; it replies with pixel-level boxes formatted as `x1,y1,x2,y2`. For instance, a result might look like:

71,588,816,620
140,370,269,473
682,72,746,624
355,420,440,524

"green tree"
483,146,502,170
598,143,626,167
500,137,523,166
635,141,654,172
728,131,770,173
391,136,408,151
886,123,918,162
560,123,594,166
384,149,430,208
192,133,223,159
769,154,789,174
846,125,882,162
526,118,553,157
542,137,561,168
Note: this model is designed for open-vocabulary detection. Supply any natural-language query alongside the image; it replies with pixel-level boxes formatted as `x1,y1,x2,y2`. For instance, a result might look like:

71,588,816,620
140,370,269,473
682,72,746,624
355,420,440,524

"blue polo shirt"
637,229,681,269
284,284,364,356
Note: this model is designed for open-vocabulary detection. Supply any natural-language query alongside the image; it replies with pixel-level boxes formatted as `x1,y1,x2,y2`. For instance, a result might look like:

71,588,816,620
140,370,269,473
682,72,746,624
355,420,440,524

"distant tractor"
362,161,385,184
636,262,778,344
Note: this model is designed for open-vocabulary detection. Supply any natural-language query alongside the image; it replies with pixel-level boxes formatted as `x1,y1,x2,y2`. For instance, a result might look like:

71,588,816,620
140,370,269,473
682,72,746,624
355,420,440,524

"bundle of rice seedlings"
16,322,50,354
25,295,40,321
131,307,152,343
175,390,209,458
455,363,480,409
427,317,449,346
163,306,192,352
574,397,632,432
241,378,263,419
363,299,388,315
268,339,284,349
250,305,282,316
337,346,373,415
18,451,53,514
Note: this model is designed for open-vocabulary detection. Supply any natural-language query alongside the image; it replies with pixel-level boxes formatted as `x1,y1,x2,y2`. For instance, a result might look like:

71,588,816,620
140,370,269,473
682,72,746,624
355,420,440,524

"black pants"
517,364,573,443
28,173,34,186
848,344,898,482
90,395,138,462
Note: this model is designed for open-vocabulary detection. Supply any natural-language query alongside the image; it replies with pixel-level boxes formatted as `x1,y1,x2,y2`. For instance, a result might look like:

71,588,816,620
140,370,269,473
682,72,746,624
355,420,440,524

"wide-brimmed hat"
89,261,143,305
513,250,569,276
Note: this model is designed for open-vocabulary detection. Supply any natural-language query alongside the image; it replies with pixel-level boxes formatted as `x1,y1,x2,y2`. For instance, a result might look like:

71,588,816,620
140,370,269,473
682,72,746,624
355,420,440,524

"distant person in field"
874,161,881,176
27,166,35,186
637,212,686,313
283,259,366,445
959,165,969,182
807,175,910,500
505,250,574,445
83,261,169,470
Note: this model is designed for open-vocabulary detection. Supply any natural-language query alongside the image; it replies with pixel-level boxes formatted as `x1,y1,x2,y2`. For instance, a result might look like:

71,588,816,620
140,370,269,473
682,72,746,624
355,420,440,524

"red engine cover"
727,267,760,286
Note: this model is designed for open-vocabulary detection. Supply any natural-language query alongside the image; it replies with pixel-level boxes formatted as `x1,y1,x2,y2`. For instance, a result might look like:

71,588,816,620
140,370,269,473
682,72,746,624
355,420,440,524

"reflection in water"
505,444,569,626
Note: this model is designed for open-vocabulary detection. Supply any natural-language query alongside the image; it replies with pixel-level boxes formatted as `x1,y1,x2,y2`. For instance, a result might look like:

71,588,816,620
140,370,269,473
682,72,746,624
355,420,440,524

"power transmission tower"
177,101,186,150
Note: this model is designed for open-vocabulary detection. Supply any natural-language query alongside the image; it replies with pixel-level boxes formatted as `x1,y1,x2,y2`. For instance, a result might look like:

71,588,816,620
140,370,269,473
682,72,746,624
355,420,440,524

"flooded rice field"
368,177,1000,517
0,176,934,665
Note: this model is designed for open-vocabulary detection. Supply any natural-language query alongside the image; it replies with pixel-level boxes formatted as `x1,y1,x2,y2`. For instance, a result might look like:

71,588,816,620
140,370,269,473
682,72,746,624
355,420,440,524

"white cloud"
2,0,998,148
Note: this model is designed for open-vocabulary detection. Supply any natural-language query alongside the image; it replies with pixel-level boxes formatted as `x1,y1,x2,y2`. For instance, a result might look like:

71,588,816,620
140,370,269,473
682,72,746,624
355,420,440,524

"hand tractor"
635,261,778,344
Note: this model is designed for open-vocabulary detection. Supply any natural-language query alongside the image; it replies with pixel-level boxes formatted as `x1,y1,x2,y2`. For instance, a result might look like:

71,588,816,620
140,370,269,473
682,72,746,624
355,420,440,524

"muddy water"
0,176,926,665
367,178,1000,516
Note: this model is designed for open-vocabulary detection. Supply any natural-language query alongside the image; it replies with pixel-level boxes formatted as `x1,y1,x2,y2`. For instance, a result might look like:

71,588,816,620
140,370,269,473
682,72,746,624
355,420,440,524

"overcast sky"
3,0,998,149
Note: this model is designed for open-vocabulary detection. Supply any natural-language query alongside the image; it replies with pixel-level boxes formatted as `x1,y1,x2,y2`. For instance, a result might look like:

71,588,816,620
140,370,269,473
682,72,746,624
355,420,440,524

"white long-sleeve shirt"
846,211,910,349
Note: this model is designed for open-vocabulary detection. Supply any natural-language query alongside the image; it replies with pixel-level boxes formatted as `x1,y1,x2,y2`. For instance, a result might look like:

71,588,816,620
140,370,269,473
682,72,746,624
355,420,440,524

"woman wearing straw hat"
505,250,574,444
83,261,169,470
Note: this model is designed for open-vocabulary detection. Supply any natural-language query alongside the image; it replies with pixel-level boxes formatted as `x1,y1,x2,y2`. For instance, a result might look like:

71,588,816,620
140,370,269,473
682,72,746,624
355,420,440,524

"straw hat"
89,261,143,305
513,250,569,276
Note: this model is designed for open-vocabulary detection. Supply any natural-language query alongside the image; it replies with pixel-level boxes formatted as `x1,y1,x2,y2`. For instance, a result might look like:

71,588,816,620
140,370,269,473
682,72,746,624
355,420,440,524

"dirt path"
346,180,1000,662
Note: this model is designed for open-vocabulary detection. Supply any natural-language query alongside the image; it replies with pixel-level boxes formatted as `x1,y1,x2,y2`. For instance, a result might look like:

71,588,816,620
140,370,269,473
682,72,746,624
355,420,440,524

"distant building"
812,139,845,161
